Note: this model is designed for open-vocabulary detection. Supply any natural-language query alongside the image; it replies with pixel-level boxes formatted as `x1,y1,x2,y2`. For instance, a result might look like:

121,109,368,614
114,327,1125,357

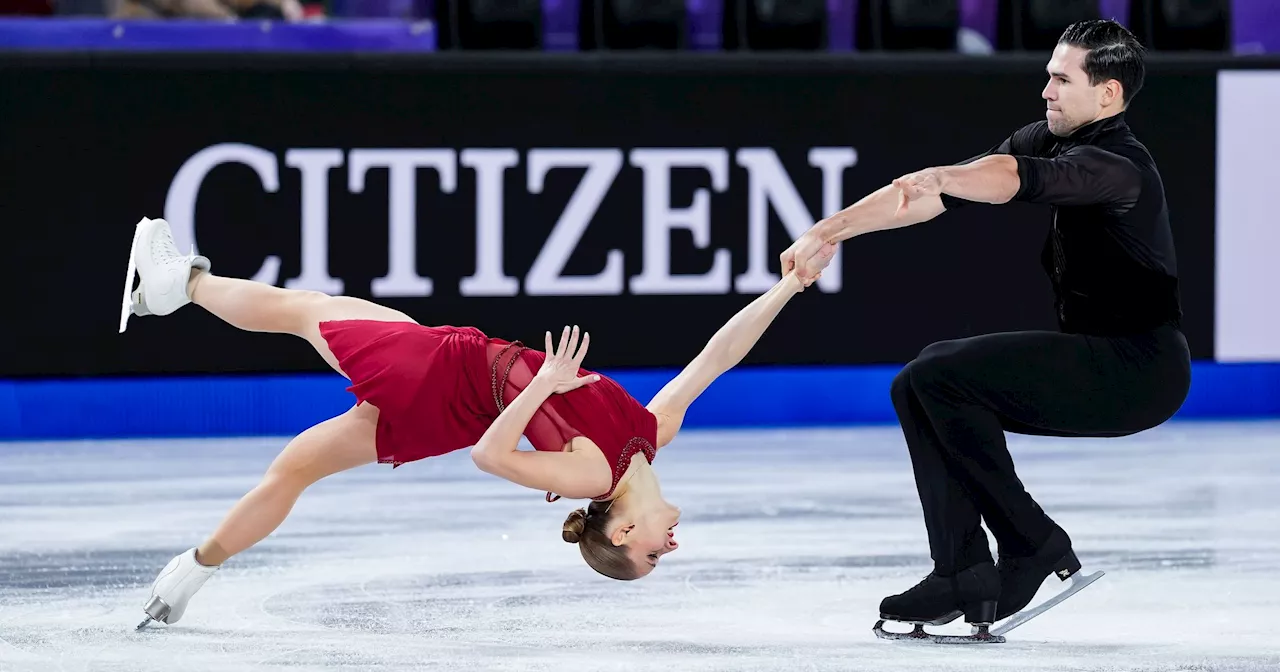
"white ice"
1,421,1278,671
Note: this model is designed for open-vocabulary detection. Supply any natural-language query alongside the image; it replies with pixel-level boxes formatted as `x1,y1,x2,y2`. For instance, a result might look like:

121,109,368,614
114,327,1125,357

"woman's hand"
796,241,838,289
534,325,601,394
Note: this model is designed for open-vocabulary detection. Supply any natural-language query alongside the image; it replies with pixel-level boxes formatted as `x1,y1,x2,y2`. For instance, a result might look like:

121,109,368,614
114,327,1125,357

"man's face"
1042,44,1114,136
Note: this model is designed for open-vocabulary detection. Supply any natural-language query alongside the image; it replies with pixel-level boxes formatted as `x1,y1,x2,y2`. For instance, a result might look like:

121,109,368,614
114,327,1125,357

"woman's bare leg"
187,270,416,376
195,403,379,566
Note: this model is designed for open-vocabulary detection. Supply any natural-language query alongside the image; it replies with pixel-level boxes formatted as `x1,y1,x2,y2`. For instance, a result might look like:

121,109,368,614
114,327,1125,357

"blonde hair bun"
562,508,588,543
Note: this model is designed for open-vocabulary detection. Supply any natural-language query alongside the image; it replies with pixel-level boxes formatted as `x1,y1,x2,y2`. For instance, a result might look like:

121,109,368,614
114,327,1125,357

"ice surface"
1,422,1279,671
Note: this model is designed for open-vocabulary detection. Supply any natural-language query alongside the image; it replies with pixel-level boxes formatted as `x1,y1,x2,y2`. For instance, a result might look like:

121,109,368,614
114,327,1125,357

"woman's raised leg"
187,272,416,376
127,216,417,377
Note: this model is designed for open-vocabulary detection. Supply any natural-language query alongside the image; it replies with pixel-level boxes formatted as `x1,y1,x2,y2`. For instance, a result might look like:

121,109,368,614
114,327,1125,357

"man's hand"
779,231,829,284
795,242,838,289
892,168,944,216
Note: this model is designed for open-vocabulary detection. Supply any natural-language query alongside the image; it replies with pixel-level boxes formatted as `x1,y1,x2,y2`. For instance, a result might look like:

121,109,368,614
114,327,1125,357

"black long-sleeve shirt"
941,113,1182,336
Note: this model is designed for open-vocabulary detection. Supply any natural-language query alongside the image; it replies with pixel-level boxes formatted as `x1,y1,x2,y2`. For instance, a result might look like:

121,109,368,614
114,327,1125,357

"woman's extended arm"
646,245,836,447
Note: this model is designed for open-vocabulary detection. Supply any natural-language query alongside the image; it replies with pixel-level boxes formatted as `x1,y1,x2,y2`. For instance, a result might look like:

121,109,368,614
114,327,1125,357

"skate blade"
119,217,149,334
990,569,1105,637
135,594,171,632
873,619,1005,644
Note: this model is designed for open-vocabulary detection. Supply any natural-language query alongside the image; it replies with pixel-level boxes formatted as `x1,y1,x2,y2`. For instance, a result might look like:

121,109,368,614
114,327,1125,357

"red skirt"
318,320,497,466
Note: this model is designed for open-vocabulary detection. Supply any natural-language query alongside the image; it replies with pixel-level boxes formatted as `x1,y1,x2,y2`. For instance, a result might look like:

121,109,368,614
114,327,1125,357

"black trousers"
891,325,1192,574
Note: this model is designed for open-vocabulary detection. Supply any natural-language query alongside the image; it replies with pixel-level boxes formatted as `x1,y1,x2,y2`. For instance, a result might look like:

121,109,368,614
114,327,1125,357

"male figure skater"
783,19,1191,640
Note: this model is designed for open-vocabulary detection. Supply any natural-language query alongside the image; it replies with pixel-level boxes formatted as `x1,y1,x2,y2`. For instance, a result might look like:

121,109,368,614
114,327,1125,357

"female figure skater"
123,217,835,629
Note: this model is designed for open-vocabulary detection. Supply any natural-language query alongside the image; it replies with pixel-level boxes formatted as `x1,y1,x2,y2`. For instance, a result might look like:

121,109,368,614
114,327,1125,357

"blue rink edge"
2,362,1279,440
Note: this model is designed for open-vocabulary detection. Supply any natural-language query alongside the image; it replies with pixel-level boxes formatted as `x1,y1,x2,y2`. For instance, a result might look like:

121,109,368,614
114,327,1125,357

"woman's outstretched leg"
138,405,378,629
187,272,416,374
195,403,379,566
127,216,417,376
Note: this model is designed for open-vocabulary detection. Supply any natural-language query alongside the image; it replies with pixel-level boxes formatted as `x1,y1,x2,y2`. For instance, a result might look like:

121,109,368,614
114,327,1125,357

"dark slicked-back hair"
1058,19,1146,106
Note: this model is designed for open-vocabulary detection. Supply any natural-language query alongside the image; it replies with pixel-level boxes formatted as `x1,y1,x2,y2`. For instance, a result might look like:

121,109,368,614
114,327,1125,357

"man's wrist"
932,166,953,195
812,217,843,243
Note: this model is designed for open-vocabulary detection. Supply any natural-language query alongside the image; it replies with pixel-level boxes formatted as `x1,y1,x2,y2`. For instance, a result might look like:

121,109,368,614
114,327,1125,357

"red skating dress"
317,320,658,501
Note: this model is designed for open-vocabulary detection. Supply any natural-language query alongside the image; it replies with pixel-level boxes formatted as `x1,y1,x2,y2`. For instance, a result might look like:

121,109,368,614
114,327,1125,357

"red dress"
318,320,658,501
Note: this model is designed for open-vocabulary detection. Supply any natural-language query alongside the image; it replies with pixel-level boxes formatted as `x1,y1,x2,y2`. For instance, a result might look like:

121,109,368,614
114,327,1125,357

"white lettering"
628,149,732,295
169,144,856,298
525,149,625,296
349,149,456,297
734,148,855,293
165,143,282,286
283,149,345,295
459,149,521,297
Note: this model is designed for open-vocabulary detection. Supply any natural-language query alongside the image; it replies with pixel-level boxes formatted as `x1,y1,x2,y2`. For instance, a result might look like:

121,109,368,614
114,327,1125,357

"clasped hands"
780,234,837,288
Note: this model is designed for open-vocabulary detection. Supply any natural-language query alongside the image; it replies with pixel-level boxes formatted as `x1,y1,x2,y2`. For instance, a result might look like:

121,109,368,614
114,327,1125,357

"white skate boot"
137,548,219,630
119,217,211,333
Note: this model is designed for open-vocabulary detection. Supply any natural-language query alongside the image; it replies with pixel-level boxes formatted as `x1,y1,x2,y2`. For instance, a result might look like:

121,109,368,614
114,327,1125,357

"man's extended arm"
897,145,1142,211
934,155,1022,204
810,182,948,243
781,123,1045,277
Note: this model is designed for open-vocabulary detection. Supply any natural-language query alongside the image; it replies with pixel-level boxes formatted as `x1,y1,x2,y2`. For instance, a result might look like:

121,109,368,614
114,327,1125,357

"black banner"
0,54,1220,377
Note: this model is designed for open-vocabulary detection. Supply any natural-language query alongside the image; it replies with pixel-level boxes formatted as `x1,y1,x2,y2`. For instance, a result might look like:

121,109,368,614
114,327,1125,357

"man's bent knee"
909,340,956,381
890,365,915,412
905,338,982,398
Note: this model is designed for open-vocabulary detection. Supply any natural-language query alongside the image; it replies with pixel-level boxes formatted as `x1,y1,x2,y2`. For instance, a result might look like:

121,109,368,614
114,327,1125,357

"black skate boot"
994,525,1079,622
873,562,1004,644
984,525,1107,638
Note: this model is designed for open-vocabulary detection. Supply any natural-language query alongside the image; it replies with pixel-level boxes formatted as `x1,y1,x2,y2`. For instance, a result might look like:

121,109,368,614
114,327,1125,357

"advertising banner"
0,55,1218,378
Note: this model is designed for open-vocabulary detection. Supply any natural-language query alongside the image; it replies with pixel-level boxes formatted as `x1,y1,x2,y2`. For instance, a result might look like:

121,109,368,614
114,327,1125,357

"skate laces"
997,554,1034,578
908,573,936,592
150,226,192,265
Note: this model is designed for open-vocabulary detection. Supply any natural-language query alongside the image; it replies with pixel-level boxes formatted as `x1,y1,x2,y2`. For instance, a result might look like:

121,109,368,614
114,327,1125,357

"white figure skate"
119,217,210,333
137,548,219,630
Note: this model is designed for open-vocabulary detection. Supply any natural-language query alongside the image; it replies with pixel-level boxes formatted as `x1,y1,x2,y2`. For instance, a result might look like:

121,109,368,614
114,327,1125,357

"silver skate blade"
873,619,1005,644
137,594,171,631
119,217,148,333
990,570,1105,636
